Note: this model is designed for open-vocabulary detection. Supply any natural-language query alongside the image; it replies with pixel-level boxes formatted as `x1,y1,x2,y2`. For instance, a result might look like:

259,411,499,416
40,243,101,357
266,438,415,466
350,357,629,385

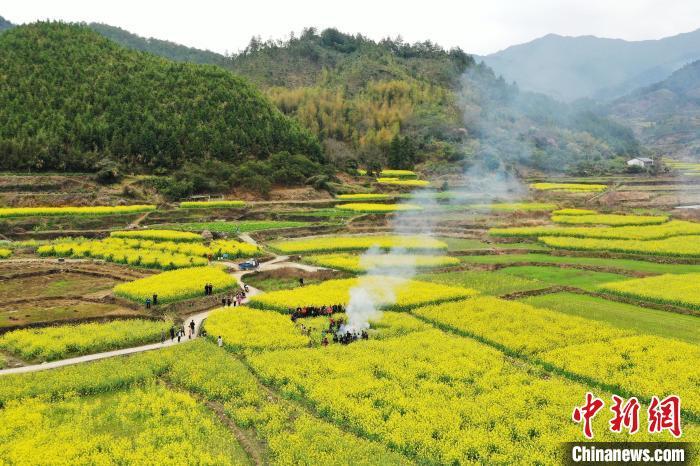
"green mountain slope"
228,29,470,170
609,60,700,158
0,22,322,186
227,28,642,174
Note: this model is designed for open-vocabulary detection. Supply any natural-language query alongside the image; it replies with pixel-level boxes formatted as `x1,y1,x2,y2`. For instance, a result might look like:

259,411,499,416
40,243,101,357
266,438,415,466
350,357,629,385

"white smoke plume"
341,190,439,335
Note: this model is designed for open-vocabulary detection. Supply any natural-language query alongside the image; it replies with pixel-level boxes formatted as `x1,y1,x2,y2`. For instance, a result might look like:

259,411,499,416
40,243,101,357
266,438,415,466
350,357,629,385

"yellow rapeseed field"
412,297,632,355
335,202,422,213
552,208,597,215
0,204,156,218
249,330,685,465
205,307,309,352
358,169,417,178
530,182,607,192
37,237,259,270
248,276,475,312
540,235,700,257
0,319,171,361
552,213,668,226
269,234,448,254
0,384,250,465
37,240,209,269
111,229,203,242
114,266,238,303
490,219,700,240
599,273,700,309
377,177,430,187
306,253,460,272
0,248,11,259
539,335,700,415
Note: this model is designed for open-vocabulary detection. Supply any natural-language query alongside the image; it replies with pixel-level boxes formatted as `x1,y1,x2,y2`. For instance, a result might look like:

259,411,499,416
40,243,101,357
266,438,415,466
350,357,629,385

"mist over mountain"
608,59,700,158
481,29,700,102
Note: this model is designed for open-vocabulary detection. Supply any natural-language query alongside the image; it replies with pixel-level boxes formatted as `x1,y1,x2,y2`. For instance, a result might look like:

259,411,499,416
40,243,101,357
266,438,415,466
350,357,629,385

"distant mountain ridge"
0,15,14,32
608,59,700,157
481,29,700,102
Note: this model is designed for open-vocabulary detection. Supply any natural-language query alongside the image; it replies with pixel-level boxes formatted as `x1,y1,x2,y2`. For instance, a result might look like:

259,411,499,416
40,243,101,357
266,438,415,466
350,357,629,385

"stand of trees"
0,22,323,195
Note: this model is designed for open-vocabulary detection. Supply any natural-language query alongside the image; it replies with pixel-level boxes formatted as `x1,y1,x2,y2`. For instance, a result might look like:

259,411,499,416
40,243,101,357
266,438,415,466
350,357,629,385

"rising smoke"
342,66,535,334
340,192,439,335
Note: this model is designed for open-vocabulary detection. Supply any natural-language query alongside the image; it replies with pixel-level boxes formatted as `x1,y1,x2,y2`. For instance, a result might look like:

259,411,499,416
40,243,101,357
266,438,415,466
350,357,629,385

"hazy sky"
3,0,700,55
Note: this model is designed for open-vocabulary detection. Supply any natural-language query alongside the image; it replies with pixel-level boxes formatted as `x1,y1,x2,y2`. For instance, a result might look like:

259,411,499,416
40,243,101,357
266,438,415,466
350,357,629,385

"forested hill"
0,22,323,195
225,28,642,175
88,23,228,66
228,29,474,172
0,20,644,182
608,60,700,158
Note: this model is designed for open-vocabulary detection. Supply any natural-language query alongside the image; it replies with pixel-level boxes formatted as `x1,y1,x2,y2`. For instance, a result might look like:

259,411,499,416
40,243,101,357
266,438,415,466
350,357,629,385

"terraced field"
2,176,700,463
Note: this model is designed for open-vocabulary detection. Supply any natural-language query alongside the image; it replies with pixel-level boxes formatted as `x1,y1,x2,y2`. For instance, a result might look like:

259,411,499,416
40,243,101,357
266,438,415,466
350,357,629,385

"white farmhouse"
627,157,654,168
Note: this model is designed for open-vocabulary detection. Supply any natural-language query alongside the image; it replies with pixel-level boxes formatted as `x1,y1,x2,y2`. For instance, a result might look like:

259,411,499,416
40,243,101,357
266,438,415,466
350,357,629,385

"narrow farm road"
0,279,259,376
0,255,325,376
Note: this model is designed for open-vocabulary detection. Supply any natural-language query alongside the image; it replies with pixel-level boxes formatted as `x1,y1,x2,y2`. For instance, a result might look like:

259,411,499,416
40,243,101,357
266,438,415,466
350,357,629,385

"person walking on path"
189,320,196,338
153,294,158,306
145,297,151,309
217,336,223,347
170,326,175,341
177,328,182,343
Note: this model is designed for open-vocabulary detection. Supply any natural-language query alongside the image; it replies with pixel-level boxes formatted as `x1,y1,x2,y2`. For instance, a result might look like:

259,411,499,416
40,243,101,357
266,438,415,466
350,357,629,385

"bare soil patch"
245,267,348,292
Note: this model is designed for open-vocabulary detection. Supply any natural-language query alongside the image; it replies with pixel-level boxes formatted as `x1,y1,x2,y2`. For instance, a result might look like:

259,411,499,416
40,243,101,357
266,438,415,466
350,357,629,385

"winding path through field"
0,255,324,376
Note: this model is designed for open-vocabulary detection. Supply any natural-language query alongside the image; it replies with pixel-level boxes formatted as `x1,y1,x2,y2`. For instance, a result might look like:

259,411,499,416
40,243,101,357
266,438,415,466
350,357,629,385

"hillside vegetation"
86,23,642,174
0,22,323,196
609,59,700,158
0,21,645,192
226,28,642,175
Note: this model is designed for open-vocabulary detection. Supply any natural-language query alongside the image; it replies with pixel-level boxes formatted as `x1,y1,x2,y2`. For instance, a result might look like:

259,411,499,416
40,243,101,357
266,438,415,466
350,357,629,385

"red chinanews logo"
572,393,682,439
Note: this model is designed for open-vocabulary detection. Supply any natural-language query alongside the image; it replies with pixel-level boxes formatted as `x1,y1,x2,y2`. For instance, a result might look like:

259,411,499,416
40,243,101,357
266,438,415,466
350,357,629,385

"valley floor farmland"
1,173,700,464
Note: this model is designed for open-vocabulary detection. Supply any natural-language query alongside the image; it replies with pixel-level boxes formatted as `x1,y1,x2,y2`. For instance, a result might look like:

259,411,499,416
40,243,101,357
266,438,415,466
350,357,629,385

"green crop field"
460,253,700,274
497,265,630,291
416,270,546,296
521,292,700,345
